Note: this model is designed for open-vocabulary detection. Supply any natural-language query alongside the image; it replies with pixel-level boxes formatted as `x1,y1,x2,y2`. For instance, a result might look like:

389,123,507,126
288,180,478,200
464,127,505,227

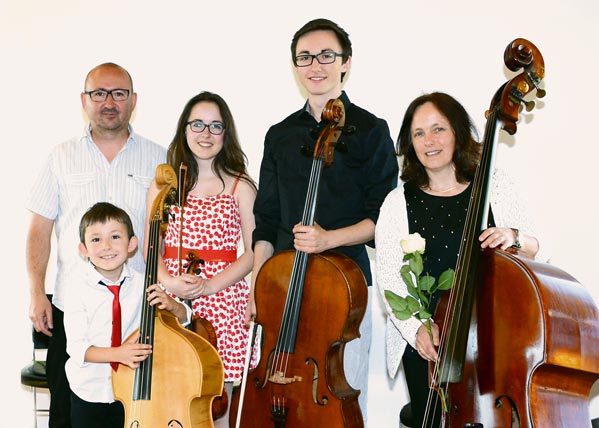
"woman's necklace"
424,184,458,193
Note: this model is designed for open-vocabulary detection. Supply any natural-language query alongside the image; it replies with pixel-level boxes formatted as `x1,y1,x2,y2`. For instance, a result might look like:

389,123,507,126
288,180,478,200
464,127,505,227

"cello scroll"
314,98,346,167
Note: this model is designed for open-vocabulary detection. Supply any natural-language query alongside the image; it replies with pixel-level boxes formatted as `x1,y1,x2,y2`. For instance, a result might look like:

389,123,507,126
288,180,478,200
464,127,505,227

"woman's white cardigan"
374,169,548,378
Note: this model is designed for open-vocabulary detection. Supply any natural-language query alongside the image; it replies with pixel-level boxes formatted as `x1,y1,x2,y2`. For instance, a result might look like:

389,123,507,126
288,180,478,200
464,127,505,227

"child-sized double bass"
113,164,224,428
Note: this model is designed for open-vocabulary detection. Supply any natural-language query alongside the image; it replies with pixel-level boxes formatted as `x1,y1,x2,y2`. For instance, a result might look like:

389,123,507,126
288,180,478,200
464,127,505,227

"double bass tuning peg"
527,71,546,99
535,87,546,98
521,99,536,112
510,85,537,113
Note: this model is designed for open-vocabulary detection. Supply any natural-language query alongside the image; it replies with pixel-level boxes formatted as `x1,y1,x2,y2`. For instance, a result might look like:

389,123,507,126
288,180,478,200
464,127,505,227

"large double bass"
426,39,599,427
113,164,224,428
230,99,368,427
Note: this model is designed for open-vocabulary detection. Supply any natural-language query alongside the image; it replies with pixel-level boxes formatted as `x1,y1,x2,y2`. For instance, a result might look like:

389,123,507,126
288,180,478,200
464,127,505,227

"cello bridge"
269,371,302,384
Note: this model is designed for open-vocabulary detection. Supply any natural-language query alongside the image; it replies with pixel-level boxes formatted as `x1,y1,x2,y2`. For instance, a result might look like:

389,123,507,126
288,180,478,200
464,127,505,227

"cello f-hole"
305,357,328,406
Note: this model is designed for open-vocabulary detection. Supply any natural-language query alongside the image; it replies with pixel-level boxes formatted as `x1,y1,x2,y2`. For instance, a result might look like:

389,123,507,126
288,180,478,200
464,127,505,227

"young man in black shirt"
250,18,398,423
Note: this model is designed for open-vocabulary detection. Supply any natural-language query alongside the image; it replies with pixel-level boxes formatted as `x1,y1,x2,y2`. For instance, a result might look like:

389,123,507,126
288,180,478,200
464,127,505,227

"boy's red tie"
102,282,122,371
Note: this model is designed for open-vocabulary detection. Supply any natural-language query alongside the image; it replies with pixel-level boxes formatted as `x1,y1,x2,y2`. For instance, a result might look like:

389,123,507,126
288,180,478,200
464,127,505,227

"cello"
425,39,599,427
113,164,224,428
229,99,368,427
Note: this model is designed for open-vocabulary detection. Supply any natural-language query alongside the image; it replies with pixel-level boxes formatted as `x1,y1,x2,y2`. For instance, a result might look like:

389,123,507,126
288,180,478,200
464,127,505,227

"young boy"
64,202,191,428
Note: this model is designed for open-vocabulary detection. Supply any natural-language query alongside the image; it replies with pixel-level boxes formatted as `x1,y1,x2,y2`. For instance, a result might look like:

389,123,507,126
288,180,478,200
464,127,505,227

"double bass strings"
424,106,501,426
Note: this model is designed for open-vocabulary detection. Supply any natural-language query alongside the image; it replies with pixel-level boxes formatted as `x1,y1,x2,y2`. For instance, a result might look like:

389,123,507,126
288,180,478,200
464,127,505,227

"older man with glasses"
25,62,166,428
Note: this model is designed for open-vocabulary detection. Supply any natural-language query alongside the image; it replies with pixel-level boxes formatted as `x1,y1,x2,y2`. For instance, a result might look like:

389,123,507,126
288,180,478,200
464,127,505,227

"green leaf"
385,290,419,321
437,269,455,291
392,308,413,320
409,252,424,276
384,290,407,310
419,308,432,320
400,265,416,290
419,275,435,293
418,292,430,307
406,285,419,300
406,295,421,313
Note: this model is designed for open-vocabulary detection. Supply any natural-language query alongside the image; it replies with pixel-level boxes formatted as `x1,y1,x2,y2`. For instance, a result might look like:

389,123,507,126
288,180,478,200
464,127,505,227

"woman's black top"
404,181,495,288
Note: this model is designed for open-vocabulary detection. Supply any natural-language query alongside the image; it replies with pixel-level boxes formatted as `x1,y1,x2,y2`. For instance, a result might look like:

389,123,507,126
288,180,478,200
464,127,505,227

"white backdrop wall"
2,1,598,427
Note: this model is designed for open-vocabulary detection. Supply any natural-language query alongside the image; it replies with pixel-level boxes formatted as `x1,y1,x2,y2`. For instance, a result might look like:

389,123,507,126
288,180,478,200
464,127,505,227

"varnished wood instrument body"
436,248,599,427
113,310,225,427
113,163,224,428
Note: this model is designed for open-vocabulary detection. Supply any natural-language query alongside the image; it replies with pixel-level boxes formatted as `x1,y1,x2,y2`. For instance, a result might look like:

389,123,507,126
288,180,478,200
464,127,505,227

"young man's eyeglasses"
186,120,226,135
83,89,131,102
294,52,344,67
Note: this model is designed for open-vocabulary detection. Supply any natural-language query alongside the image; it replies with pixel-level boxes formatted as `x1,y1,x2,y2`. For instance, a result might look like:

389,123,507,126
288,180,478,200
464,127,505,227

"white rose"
400,232,426,255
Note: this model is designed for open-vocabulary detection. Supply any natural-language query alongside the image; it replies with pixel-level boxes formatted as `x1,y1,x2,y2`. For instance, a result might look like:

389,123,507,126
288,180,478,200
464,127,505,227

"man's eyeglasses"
186,120,226,135
294,52,344,67
83,88,131,102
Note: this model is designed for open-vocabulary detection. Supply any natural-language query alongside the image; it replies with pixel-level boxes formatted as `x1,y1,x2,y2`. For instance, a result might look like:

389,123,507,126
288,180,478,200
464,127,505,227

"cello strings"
267,118,338,416
271,154,321,373
271,151,323,396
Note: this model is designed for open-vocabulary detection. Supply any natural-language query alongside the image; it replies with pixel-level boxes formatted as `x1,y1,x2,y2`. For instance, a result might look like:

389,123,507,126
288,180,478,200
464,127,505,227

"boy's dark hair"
291,18,352,82
79,202,135,243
